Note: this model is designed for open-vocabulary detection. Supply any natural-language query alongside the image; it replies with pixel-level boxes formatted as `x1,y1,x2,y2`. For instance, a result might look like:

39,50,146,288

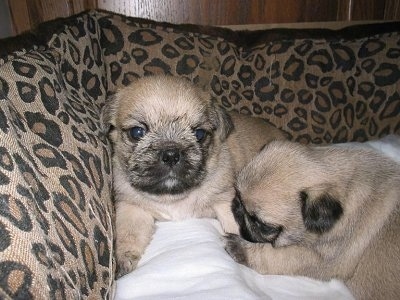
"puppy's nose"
160,149,181,166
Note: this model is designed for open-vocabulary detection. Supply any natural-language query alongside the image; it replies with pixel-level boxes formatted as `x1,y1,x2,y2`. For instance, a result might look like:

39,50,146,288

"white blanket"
115,135,400,300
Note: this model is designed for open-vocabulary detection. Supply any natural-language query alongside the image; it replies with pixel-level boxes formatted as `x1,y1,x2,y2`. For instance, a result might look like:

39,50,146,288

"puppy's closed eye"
232,189,282,244
245,214,283,244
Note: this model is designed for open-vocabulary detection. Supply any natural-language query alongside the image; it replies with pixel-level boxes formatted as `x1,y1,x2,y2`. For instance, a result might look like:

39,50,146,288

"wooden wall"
7,0,97,35
6,0,400,36
98,0,400,25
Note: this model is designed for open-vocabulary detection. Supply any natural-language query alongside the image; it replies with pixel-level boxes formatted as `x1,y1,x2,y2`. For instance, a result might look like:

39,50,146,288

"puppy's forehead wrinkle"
239,141,328,193
116,78,210,130
121,105,209,133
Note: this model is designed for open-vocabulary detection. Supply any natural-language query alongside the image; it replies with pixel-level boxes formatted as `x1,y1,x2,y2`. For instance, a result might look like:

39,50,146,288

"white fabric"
334,134,400,163
115,219,354,300
115,135,400,300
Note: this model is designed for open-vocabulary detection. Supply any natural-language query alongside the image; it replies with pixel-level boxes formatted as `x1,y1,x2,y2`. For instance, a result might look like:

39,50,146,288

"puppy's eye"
129,126,146,140
194,128,207,142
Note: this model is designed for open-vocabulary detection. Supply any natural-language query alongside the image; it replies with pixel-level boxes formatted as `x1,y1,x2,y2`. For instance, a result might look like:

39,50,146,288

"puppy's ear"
100,93,117,134
209,100,234,141
300,188,343,234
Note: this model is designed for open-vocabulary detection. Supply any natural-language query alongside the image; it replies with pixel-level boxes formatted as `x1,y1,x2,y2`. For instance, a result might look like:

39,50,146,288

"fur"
225,140,400,299
101,75,285,277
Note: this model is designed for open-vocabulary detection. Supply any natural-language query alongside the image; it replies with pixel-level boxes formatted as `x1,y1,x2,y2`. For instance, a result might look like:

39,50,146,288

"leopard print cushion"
0,13,113,299
0,9,399,299
98,11,400,144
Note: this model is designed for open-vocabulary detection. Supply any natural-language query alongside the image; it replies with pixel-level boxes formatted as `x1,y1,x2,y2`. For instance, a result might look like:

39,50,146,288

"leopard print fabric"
0,13,114,299
98,11,400,144
0,9,399,299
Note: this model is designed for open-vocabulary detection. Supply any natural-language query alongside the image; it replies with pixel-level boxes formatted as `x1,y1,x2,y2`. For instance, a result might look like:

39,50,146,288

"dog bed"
1,9,399,298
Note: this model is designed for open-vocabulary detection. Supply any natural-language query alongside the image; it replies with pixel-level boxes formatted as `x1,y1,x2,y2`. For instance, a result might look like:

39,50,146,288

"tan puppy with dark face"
101,75,285,278
225,140,400,299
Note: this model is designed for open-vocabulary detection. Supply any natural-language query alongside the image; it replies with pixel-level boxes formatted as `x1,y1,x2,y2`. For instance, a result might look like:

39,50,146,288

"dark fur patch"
224,234,248,265
209,101,233,141
231,189,247,227
244,214,282,244
99,93,117,134
300,191,343,234
232,189,282,243
128,154,206,195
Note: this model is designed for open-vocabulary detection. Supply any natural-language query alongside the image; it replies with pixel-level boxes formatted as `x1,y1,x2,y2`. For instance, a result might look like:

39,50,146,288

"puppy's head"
101,75,233,196
232,141,343,247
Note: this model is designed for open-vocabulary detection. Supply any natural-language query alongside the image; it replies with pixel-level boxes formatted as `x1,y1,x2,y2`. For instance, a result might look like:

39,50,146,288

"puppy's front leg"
115,201,155,278
225,234,323,277
213,200,239,234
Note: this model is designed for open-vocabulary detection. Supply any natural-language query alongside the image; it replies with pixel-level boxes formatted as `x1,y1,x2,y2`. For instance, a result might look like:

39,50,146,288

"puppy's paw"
116,251,141,279
224,234,248,265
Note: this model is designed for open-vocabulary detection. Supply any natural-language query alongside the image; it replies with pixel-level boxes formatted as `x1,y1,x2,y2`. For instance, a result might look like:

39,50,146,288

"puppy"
101,75,285,278
225,140,400,299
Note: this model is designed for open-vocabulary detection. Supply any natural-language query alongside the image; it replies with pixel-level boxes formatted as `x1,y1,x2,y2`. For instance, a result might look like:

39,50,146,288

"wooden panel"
8,0,31,35
351,0,386,20
337,0,352,21
302,0,339,22
7,0,98,35
97,0,340,25
337,0,400,21
384,0,400,19
6,0,400,37
97,0,400,24
0,0,13,38
245,0,339,24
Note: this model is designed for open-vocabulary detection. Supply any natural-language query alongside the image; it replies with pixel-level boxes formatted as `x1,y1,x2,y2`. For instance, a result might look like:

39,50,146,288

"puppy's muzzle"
160,148,181,167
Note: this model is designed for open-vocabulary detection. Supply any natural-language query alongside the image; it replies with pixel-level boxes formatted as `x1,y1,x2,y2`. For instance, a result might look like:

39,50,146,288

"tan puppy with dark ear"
225,140,400,300
101,75,285,278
